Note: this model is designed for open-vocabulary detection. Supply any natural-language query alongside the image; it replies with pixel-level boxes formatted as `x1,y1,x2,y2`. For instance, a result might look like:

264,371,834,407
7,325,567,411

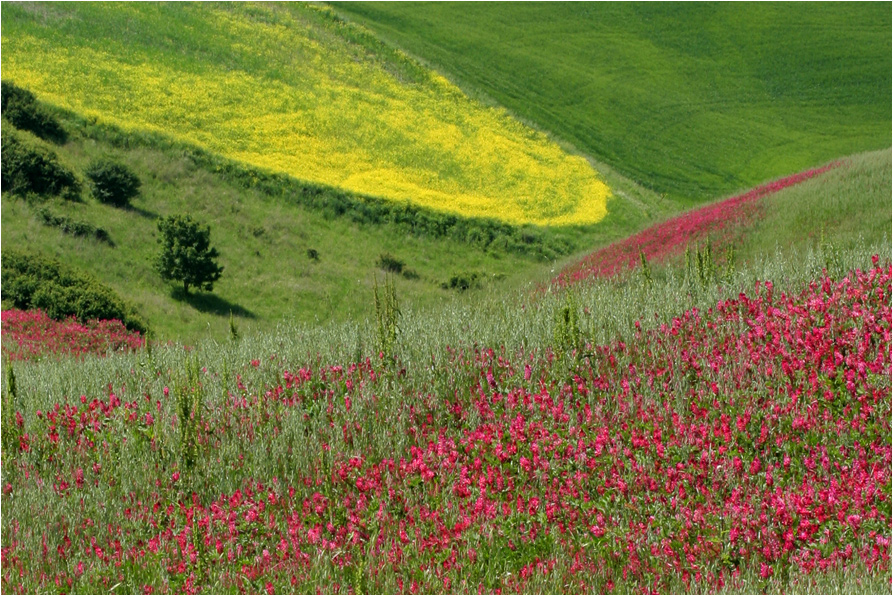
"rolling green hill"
0,106,666,341
333,2,891,203
1,2,616,227
1,4,890,592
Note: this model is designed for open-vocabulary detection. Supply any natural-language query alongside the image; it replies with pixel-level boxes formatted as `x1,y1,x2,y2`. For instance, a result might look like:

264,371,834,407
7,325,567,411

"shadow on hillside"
174,290,257,319
126,204,159,220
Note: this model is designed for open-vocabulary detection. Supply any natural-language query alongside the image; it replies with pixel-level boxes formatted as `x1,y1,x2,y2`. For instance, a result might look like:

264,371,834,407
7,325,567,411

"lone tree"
155,214,223,294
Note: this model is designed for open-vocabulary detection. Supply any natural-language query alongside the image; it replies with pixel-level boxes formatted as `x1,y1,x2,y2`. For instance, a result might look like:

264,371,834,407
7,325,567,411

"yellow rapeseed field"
1,2,610,226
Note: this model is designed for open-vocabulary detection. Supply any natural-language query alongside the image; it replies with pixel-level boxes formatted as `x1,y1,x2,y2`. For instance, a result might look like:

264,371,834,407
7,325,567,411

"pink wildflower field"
553,164,839,288
2,258,889,593
1,310,144,361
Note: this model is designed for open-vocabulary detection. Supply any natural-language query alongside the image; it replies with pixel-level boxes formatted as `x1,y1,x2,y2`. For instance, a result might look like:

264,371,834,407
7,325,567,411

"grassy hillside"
1,2,616,227
333,2,891,204
0,105,670,342
553,150,892,289
2,3,890,593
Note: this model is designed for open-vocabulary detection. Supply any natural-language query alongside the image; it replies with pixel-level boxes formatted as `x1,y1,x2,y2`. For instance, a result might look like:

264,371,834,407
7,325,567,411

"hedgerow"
59,109,575,260
35,208,114,246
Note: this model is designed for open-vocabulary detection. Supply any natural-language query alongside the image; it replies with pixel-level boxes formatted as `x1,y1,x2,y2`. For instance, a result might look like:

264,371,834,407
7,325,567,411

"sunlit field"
1,2,890,593
1,2,610,226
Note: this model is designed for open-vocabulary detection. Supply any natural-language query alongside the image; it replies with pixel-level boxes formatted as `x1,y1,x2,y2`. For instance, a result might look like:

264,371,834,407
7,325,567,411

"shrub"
155,214,224,294
307,248,320,261
1,249,147,333
0,80,67,143
36,208,114,245
85,159,141,207
441,271,483,291
0,128,81,200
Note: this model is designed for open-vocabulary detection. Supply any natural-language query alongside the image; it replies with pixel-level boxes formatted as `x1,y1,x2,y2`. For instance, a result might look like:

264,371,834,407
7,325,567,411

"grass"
1,2,614,227
743,150,892,257
0,115,669,343
332,2,891,204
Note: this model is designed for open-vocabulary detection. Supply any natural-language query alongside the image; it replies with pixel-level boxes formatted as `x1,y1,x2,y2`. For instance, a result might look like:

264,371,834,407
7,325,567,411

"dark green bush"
1,80,67,143
1,128,81,200
85,159,141,207
36,208,114,245
1,249,147,333
441,271,483,291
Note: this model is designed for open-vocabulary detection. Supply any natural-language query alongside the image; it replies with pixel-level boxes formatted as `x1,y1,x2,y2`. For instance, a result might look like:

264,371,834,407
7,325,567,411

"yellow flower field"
1,2,610,226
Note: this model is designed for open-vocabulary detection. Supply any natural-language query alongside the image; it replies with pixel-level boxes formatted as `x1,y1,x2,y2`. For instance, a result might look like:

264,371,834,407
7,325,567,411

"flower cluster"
554,164,839,287
2,260,888,593
1,309,144,361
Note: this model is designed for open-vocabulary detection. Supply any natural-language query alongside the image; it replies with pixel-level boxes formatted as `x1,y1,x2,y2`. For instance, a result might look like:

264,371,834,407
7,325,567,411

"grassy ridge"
333,2,891,203
1,2,613,226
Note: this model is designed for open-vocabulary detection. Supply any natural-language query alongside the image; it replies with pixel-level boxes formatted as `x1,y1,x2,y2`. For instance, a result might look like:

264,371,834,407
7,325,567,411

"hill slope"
1,2,613,226
333,2,892,203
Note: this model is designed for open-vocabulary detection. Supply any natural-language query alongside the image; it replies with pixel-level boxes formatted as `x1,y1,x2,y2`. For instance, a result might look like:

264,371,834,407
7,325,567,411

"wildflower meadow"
2,248,889,593
1,2,890,594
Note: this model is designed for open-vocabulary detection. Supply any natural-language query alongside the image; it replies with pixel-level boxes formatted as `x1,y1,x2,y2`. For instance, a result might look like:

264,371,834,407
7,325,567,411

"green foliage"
0,128,81,200
639,250,653,288
176,358,205,475
229,311,240,342
553,293,583,363
35,207,113,245
373,274,400,360
85,158,141,207
155,214,224,294
1,364,21,456
0,249,147,332
683,239,727,289
306,248,320,261
442,271,483,292
0,80,67,143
